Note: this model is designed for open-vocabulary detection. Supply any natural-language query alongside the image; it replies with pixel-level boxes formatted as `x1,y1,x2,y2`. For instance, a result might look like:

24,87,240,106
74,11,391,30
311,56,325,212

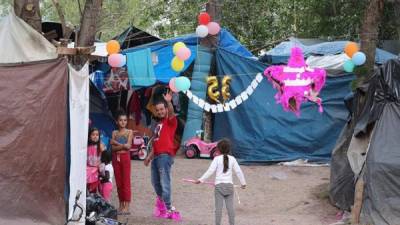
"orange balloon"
106,40,120,54
344,42,359,58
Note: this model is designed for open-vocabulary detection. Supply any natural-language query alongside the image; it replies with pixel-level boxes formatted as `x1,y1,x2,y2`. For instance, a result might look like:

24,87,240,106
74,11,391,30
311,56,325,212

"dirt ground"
113,156,338,225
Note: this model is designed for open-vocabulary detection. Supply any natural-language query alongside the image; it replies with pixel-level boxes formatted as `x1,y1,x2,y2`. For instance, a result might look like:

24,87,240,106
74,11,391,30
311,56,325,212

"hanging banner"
184,73,264,113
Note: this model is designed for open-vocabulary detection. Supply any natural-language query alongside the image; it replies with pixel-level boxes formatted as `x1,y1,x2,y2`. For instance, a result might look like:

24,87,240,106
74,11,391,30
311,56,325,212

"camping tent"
329,59,400,225
0,11,89,225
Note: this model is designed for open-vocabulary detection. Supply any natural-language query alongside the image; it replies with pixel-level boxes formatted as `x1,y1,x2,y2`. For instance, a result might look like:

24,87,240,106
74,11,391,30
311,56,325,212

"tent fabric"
329,122,355,211
68,64,89,222
361,103,400,225
89,80,116,148
0,10,57,63
122,29,254,83
126,48,156,87
0,58,68,225
358,59,400,225
114,26,160,49
263,38,397,65
181,46,213,143
213,48,353,163
306,53,348,74
124,44,197,83
218,29,254,58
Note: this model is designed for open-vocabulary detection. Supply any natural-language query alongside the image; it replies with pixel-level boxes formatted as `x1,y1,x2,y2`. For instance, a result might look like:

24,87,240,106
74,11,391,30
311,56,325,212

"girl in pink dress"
87,127,105,193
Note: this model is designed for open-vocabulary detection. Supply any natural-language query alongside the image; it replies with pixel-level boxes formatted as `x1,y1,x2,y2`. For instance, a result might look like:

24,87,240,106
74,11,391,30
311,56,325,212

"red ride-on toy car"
129,131,149,160
184,130,221,159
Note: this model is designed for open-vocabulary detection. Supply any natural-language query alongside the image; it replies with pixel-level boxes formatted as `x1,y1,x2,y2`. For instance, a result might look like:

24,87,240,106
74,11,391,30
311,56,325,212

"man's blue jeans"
151,154,174,210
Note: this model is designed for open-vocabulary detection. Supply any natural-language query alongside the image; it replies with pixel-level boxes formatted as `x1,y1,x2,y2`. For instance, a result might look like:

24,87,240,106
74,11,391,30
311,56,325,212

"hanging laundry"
127,91,142,125
103,68,130,93
126,48,156,88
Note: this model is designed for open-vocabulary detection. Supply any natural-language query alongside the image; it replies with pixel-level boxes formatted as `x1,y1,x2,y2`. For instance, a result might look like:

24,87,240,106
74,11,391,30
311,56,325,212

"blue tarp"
89,81,115,150
123,34,198,83
213,48,354,163
122,29,254,84
181,46,213,143
265,39,397,64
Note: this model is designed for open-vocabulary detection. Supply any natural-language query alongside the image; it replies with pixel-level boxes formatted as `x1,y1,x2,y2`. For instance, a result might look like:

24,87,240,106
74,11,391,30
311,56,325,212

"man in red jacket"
144,90,178,217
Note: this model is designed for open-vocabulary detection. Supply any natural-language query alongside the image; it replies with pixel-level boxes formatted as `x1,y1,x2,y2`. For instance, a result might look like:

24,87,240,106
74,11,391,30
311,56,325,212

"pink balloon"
108,54,122,68
207,22,221,35
176,47,191,61
169,77,179,93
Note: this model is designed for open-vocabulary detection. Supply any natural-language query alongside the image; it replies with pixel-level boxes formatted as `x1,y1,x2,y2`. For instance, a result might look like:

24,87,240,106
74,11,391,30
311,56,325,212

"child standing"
99,150,114,202
87,127,105,193
195,139,246,225
111,112,133,214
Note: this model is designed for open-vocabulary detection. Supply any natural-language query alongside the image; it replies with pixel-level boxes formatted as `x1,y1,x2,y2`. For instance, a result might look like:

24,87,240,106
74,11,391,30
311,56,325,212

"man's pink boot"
153,197,167,218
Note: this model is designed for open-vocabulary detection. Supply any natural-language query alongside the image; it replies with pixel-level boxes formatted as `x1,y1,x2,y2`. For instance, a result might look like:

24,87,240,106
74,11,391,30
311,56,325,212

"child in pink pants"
99,150,113,202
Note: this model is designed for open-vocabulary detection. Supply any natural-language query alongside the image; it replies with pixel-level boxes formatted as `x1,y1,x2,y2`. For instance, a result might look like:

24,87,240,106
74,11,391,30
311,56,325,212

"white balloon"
196,25,209,38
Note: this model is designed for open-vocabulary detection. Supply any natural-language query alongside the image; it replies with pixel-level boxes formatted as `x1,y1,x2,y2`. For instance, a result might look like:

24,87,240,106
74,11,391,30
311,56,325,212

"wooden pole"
202,0,222,142
351,178,365,225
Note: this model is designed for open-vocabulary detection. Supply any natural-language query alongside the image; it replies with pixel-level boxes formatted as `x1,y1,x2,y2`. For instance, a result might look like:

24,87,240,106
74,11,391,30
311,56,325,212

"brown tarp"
0,58,68,225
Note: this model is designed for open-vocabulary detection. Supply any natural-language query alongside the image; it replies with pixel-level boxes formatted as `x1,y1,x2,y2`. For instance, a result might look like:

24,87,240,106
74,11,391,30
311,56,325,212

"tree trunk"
350,1,385,223
77,0,103,47
202,0,222,142
14,0,42,33
393,1,400,40
359,0,385,77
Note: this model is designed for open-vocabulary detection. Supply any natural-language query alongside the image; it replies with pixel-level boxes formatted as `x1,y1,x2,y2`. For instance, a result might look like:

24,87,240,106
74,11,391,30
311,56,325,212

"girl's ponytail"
217,139,231,173
223,153,229,173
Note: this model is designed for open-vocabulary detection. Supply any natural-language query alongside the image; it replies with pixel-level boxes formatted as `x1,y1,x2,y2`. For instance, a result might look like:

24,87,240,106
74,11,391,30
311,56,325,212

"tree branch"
77,0,83,17
51,0,67,38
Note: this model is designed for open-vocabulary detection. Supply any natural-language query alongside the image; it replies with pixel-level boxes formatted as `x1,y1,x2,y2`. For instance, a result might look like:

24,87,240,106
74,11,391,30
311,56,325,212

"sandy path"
113,157,337,225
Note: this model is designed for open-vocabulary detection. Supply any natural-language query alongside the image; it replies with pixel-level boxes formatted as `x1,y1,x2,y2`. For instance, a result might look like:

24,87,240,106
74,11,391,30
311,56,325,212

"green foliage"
0,0,398,53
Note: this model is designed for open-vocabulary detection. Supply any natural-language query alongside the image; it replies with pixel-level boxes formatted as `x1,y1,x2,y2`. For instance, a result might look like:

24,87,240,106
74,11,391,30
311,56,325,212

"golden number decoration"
207,76,220,103
221,76,232,102
185,73,264,113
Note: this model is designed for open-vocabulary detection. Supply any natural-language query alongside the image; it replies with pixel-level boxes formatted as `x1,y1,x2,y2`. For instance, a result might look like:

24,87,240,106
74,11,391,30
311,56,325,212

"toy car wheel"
185,145,198,159
211,148,221,159
130,151,136,160
138,148,148,160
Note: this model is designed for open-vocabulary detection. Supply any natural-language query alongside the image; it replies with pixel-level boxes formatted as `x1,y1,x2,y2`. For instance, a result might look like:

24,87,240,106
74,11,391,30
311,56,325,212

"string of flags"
183,73,264,113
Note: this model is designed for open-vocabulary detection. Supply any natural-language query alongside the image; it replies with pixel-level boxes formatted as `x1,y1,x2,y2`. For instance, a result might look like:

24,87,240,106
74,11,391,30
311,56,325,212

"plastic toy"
183,130,221,159
129,131,149,160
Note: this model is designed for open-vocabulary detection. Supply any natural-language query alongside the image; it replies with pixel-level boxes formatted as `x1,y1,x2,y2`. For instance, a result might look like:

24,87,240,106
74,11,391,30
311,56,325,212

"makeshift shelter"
329,59,400,225
118,29,361,163
114,25,160,49
0,11,89,224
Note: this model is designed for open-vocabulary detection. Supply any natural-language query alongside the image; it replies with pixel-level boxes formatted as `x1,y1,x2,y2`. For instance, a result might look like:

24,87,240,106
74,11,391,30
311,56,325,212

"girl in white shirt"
195,139,246,225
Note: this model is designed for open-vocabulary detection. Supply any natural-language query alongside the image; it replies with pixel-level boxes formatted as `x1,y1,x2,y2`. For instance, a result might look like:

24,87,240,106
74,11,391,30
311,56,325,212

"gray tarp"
361,103,400,225
360,59,400,225
0,58,68,225
329,122,355,211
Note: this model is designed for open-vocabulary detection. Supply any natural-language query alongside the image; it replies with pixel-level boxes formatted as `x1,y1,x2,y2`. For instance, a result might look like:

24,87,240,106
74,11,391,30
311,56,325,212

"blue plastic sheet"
181,46,213,143
265,39,397,64
213,48,354,163
122,29,253,83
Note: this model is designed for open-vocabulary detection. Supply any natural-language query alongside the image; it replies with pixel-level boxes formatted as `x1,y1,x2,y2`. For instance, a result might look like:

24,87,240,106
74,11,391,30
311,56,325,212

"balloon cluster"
343,42,366,73
169,76,191,93
195,12,221,38
106,40,126,68
171,42,192,72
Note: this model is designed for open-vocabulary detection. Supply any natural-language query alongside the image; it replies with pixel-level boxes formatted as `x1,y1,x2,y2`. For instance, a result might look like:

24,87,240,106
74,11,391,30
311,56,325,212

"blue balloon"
175,77,191,91
343,60,355,73
352,52,366,66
